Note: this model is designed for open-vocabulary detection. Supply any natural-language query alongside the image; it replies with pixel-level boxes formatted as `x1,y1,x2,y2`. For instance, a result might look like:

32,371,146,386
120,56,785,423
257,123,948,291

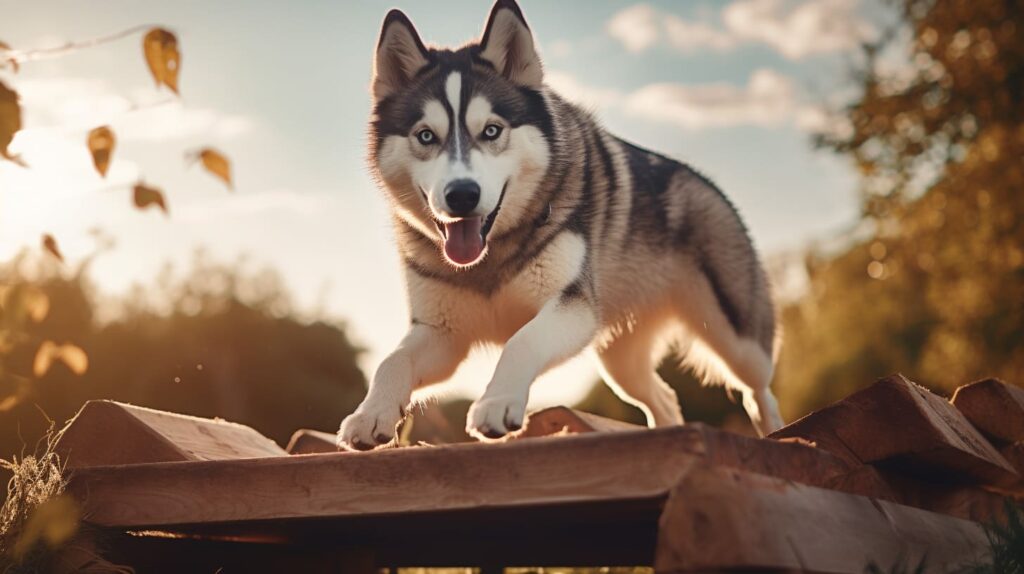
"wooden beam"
68,424,852,529
56,400,287,468
771,374,1017,485
655,464,991,574
952,378,1024,443
513,406,645,439
286,429,339,454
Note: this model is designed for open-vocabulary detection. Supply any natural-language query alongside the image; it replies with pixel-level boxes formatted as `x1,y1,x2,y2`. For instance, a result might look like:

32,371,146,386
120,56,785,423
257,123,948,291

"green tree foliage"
0,253,368,464
777,0,1024,418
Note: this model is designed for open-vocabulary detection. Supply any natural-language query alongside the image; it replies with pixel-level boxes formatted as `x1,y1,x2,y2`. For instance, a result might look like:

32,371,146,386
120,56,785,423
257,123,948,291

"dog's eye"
482,124,503,141
416,129,437,145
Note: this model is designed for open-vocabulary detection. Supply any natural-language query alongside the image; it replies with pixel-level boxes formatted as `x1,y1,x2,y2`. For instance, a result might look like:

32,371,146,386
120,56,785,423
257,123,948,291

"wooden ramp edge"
56,400,287,469
66,428,994,574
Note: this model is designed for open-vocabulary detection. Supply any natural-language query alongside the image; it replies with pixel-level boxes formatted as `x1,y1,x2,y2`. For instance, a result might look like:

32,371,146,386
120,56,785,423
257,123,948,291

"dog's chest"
411,231,588,342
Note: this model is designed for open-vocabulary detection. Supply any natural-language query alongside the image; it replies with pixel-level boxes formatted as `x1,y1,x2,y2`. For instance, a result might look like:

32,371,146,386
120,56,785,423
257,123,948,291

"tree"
776,0,1024,417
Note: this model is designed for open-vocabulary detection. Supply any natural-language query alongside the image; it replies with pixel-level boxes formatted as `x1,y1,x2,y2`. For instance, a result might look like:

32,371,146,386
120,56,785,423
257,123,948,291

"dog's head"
369,0,552,268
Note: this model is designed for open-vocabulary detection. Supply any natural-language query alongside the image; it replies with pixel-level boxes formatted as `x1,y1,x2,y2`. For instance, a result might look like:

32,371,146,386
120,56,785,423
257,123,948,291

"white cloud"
545,70,623,109
14,78,254,142
624,69,801,129
547,68,824,131
605,4,661,53
723,0,872,59
174,189,334,224
544,39,574,59
663,15,737,53
605,0,874,60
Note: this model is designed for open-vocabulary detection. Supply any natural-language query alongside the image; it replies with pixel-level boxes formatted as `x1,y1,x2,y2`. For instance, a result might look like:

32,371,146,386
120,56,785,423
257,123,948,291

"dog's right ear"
373,10,431,100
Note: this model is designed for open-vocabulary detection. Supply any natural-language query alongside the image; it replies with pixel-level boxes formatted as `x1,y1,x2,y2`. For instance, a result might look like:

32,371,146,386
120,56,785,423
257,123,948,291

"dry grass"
0,426,69,572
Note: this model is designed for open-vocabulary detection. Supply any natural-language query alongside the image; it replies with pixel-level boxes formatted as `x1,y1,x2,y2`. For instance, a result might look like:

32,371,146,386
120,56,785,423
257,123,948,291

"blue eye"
482,124,503,140
416,129,436,145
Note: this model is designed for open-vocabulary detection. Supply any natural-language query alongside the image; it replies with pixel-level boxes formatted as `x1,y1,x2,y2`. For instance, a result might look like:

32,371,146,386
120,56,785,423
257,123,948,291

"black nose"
444,179,480,216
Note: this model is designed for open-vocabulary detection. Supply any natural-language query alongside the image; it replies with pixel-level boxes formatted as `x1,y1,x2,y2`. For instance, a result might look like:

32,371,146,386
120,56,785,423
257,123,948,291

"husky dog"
337,0,783,450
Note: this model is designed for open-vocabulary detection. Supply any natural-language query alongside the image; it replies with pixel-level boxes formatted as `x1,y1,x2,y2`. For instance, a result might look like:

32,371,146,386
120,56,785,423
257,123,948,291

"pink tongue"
443,218,484,265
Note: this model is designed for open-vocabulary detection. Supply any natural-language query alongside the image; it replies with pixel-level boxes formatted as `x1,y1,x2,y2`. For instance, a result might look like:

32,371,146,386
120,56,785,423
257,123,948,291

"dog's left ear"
478,0,543,88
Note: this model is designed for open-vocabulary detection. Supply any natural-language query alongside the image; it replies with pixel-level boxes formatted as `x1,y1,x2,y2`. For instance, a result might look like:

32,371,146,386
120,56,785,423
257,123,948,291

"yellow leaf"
33,341,89,377
0,394,19,412
133,183,169,215
87,125,115,177
42,233,64,262
0,78,22,163
0,378,31,412
143,28,180,94
12,495,81,559
194,148,232,190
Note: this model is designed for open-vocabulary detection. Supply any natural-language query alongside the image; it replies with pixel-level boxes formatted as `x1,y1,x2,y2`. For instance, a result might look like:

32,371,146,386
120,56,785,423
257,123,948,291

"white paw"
337,403,404,451
466,395,526,440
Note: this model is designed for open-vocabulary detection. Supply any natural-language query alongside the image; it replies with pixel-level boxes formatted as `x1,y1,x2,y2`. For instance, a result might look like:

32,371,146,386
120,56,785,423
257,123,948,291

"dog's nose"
444,179,480,217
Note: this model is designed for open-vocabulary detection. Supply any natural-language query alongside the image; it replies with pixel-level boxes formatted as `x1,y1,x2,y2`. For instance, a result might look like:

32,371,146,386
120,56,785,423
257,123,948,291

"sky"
0,0,881,407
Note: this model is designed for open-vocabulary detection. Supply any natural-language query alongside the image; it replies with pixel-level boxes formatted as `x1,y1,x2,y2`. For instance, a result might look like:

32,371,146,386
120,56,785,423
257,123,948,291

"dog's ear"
478,0,543,88
373,10,431,100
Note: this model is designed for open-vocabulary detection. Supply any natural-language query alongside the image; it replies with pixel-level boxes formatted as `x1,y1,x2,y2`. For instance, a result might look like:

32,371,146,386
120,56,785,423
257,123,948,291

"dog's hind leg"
673,278,783,437
594,318,684,428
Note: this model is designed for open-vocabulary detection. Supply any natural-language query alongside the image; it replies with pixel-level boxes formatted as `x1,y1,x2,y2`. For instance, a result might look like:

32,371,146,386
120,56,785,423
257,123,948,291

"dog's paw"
337,403,403,451
466,394,526,440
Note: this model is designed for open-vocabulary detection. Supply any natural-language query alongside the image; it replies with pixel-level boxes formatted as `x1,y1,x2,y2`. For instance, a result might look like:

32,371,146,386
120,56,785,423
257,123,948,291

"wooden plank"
513,406,645,439
99,530,377,574
771,374,1017,485
67,424,851,529
654,464,991,574
56,401,191,468
952,378,1024,443
286,429,340,454
56,400,286,468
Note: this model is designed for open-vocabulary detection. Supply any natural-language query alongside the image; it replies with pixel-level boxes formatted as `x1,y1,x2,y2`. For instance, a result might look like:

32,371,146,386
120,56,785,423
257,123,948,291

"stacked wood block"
51,374,1024,573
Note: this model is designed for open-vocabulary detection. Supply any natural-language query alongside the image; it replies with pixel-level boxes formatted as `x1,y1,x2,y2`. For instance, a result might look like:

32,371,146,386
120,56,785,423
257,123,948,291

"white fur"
338,232,589,447
445,72,463,162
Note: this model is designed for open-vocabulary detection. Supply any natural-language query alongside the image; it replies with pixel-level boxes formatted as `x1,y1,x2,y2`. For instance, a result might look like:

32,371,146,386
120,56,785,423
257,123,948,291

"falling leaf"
143,28,180,94
33,341,89,377
0,79,22,163
12,495,81,559
0,377,30,412
133,183,169,215
42,234,64,262
191,148,232,190
0,394,19,412
87,125,115,177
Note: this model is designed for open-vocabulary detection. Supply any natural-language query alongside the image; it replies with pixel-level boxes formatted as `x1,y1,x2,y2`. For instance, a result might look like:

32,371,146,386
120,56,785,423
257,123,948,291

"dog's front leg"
338,323,467,450
467,296,598,439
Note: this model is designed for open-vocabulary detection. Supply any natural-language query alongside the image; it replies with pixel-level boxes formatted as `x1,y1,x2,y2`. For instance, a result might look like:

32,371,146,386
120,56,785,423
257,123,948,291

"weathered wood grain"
286,428,339,454
513,406,645,439
68,424,853,529
655,464,991,574
771,374,1017,485
952,378,1024,443
56,400,286,469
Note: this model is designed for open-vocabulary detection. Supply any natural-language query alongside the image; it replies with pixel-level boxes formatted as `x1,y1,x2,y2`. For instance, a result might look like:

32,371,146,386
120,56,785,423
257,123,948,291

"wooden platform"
55,374,1024,573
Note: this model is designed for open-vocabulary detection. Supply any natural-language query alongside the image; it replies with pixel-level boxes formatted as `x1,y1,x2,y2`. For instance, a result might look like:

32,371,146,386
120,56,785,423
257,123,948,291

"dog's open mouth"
437,182,506,266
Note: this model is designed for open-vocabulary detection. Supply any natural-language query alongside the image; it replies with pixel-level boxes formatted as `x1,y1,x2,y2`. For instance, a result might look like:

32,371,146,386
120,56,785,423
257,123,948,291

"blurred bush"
0,251,368,466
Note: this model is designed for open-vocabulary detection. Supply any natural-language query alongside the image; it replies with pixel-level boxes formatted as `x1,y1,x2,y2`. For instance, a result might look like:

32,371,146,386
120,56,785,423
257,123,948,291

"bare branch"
0,24,162,69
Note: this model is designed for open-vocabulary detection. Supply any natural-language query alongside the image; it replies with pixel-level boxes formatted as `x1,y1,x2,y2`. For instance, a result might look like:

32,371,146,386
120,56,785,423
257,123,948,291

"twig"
0,24,161,68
